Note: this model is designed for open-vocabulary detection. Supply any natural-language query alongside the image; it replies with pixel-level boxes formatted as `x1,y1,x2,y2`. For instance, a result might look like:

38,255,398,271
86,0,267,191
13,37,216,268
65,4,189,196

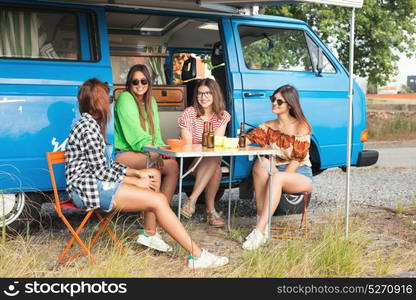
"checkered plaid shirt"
65,113,127,210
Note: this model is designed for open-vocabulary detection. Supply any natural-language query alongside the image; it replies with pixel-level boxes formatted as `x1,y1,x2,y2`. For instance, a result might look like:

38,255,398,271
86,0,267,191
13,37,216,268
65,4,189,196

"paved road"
365,142,416,168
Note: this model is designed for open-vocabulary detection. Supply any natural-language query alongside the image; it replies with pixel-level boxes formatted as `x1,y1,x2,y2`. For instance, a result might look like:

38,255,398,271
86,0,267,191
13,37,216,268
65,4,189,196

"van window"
0,7,94,61
305,34,336,73
238,25,312,72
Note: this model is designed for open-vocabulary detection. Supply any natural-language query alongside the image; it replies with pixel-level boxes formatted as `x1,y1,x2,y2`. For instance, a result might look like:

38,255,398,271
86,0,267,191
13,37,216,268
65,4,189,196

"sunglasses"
132,79,149,86
269,96,287,106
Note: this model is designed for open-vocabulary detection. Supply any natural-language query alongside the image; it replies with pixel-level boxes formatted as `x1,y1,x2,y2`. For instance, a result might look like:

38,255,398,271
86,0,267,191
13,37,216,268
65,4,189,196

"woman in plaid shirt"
65,78,228,268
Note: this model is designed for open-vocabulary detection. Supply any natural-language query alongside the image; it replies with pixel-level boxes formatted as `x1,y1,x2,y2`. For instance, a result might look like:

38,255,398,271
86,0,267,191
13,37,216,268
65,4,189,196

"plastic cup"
214,136,225,148
224,137,239,148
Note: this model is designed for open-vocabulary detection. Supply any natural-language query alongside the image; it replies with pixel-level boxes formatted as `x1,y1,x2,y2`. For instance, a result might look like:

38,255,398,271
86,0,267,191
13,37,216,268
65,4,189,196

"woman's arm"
283,160,300,173
180,128,193,145
245,123,268,147
123,170,157,191
178,107,194,145
214,124,227,136
151,97,166,147
116,92,152,151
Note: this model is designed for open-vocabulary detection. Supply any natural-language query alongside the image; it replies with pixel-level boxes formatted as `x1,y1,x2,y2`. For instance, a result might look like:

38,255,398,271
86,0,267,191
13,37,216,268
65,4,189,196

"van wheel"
0,193,43,235
275,193,310,215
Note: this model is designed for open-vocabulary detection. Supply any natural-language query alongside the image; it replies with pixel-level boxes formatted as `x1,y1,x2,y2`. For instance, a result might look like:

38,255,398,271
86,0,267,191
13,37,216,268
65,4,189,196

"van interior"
106,11,226,140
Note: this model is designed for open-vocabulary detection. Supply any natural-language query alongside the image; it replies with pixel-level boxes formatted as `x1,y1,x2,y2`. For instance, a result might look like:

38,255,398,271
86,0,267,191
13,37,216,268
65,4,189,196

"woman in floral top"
242,85,313,250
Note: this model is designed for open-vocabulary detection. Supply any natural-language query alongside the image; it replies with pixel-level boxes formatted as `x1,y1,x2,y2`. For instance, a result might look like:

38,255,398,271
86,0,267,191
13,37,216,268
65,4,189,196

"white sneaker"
137,231,173,252
256,216,270,239
242,228,267,250
187,249,229,269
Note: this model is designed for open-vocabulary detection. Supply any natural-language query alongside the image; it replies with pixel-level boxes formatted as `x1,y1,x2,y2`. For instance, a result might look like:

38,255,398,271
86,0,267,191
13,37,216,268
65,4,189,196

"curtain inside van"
0,10,41,58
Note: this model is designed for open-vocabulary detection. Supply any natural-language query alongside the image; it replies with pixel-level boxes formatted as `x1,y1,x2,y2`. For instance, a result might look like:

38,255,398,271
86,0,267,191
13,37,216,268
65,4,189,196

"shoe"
137,230,173,252
206,210,225,227
242,228,267,250
256,215,270,239
188,249,229,269
180,198,196,219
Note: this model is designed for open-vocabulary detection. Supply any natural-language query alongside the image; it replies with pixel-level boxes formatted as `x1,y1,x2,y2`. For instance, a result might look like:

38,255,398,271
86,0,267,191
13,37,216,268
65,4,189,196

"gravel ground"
168,166,416,218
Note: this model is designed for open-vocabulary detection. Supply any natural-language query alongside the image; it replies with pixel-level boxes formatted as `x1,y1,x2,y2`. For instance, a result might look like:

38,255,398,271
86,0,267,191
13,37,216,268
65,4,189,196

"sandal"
181,199,196,219
206,210,225,228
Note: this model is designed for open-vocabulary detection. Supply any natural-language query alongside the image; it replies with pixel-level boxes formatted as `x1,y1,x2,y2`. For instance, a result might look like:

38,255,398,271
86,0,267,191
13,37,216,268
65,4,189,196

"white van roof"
42,0,363,14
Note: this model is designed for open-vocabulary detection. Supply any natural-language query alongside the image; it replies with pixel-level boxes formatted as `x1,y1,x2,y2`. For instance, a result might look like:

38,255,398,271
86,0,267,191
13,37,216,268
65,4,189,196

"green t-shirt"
114,91,165,152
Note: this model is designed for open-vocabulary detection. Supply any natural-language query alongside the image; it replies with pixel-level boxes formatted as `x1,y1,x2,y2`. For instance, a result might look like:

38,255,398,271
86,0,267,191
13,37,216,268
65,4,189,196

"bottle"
238,122,246,148
202,121,209,147
207,122,215,148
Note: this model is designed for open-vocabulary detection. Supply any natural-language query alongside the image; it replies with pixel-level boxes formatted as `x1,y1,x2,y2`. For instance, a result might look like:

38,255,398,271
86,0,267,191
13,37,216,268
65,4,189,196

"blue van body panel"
0,1,371,194
0,3,113,192
224,16,366,178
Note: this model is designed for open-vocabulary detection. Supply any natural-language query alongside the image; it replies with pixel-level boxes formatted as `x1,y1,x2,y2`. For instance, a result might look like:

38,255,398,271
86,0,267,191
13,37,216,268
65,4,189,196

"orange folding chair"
271,192,310,240
46,151,125,264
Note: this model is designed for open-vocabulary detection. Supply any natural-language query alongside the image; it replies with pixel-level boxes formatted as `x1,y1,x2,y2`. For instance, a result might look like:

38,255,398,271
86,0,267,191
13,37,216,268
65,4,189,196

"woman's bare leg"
204,164,222,212
256,172,312,233
188,157,219,203
159,158,179,204
252,158,271,216
116,152,178,235
113,183,202,257
116,151,177,203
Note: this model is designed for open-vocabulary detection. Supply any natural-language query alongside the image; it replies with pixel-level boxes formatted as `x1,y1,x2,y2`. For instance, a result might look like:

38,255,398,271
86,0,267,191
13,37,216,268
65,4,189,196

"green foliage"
241,27,312,71
263,1,416,86
400,84,413,93
198,54,213,70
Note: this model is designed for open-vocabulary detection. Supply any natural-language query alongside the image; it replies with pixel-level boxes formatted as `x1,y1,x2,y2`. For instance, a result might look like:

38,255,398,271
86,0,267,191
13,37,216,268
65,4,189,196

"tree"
263,0,416,87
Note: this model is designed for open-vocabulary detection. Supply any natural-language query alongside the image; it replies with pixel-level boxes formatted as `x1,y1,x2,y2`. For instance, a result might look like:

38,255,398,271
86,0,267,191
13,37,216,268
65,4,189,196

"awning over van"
201,1,363,8
42,0,363,14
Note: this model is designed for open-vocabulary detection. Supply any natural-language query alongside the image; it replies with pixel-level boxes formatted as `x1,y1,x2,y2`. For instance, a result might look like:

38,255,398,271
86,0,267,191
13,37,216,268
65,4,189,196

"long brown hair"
193,78,226,119
274,85,312,134
125,64,155,141
78,78,110,142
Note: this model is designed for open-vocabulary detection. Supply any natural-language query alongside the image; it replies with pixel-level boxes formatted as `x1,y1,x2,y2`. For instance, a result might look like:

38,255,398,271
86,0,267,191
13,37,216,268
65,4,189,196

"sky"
393,53,416,86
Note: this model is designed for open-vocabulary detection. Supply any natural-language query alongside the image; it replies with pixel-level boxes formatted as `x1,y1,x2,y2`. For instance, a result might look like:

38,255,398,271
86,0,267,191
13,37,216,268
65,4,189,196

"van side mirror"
316,48,323,77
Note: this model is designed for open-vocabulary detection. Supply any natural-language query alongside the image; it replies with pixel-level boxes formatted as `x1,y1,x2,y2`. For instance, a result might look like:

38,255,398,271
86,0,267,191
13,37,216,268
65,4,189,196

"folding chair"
271,192,310,240
46,151,125,264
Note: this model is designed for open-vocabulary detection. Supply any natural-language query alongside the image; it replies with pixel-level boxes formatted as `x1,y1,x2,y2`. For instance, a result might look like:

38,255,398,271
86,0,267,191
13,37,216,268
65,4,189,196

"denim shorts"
114,149,125,158
277,164,313,182
70,180,121,212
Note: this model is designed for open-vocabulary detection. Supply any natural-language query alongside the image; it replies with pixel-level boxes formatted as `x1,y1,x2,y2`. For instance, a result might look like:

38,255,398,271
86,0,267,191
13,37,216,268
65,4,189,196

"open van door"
226,15,363,177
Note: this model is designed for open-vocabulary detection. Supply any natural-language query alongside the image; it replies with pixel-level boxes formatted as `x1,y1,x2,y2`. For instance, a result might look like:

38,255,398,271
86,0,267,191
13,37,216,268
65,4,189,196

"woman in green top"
114,64,179,251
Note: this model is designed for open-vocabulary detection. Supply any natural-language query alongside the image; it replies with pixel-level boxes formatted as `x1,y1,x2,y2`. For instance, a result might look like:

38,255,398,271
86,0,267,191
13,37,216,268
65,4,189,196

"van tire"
275,193,310,215
0,192,43,236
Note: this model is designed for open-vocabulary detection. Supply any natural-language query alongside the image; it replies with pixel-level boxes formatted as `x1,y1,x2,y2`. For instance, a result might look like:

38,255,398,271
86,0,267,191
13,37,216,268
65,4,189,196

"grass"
1,208,415,278
367,116,416,140
231,215,367,277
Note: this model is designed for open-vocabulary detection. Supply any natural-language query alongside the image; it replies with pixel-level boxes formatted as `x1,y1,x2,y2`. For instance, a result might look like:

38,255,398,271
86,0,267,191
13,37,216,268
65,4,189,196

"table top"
143,144,278,158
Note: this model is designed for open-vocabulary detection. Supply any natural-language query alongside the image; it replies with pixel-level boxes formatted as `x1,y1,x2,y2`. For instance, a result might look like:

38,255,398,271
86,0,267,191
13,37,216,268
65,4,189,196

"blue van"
0,0,378,232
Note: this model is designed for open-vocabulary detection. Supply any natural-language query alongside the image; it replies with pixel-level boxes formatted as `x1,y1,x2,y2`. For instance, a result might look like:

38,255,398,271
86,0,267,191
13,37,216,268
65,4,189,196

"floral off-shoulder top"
246,122,311,167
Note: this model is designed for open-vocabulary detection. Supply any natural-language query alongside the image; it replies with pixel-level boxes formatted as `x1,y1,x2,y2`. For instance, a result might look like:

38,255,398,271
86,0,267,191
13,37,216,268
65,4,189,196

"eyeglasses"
132,79,149,86
197,91,212,98
269,96,287,106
